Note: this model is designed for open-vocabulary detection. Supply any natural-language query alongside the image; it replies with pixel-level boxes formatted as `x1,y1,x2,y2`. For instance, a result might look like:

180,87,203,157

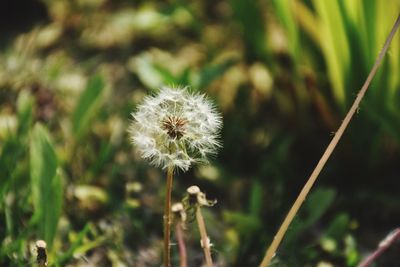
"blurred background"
0,0,400,266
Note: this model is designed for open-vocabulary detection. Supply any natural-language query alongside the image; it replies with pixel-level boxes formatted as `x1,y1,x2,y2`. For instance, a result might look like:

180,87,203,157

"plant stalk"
259,13,400,267
175,220,188,267
358,228,400,267
164,166,174,267
196,207,213,267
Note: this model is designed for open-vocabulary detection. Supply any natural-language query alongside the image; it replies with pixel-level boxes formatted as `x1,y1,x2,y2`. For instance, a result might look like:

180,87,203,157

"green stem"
259,13,400,267
164,167,174,267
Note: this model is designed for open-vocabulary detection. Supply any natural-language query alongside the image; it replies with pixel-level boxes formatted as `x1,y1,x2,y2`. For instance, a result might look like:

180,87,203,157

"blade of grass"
0,91,33,198
30,124,63,249
341,0,369,70
376,1,400,104
56,223,91,265
230,0,268,61
191,58,237,89
72,74,105,140
259,13,400,267
272,0,299,61
362,0,378,68
313,0,351,109
293,1,320,47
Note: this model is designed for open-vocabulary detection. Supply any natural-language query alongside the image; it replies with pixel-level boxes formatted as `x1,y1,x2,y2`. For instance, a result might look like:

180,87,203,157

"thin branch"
358,228,400,267
259,13,400,267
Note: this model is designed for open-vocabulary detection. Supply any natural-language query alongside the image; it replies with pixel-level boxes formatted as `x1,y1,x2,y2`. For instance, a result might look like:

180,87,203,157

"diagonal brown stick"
260,13,400,267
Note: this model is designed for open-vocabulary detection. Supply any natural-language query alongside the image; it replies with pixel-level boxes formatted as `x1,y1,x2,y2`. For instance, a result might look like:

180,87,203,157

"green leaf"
0,90,34,200
223,211,261,236
345,235,359,267
72,74,105,139
30,124,63,248
56,223,91,266
16,90,34,137
272,0,300,61
325,213,350,240
313,0,350,109
303,187,336,227
153,64,179,85
129,54,168,90
230,0,268,60
283,188,336,248
191,58,237,89
249,180,263,217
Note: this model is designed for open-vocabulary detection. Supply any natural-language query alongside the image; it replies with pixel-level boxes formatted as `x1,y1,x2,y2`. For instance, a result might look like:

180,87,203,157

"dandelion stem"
259,13,400,267
196,206,213,267
358,228,400,267
164,166,174,267
175,220,188,267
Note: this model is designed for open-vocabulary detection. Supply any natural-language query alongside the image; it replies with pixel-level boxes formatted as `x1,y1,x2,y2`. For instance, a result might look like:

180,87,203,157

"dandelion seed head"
130,86,222,172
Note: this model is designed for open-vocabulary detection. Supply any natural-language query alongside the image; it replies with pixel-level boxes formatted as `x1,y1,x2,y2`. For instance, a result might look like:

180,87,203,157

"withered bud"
172,202,187,223
186,185,217,207
35,240,48,267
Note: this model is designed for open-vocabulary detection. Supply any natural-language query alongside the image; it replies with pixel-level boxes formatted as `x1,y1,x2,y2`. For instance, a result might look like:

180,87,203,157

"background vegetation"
0,0,399,266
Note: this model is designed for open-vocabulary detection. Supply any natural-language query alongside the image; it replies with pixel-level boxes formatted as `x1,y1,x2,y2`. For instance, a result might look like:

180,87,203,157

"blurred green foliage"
0,0,399,266
30,124,62,249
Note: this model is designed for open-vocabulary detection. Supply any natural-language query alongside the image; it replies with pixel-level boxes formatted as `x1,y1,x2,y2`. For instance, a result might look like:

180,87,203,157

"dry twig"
260,13,400,267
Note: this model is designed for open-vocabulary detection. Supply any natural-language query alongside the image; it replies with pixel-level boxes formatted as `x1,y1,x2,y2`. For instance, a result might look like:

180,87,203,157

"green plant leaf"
249,180,263,217
272,0,299,61
191,58,237,89
153,64,179,85
313,0,350,109
56,223,91,266
72,74,105,139
16,90,34,137
129,54,168,90
0,90,34,201
230,0,268,60
325,213,350,240
303,187,336,227
30,123,63,249
223,211,261,236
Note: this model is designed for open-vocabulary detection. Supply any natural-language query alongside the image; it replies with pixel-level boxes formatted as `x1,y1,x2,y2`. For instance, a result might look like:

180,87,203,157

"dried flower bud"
172,202,184,213
35,240,48,267
187,185,201,195
197,192,217,207
172,202,187,223
183,185,217,220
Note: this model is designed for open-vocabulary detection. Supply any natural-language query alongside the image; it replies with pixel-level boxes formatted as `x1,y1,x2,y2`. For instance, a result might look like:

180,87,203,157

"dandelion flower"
129,86,222,172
